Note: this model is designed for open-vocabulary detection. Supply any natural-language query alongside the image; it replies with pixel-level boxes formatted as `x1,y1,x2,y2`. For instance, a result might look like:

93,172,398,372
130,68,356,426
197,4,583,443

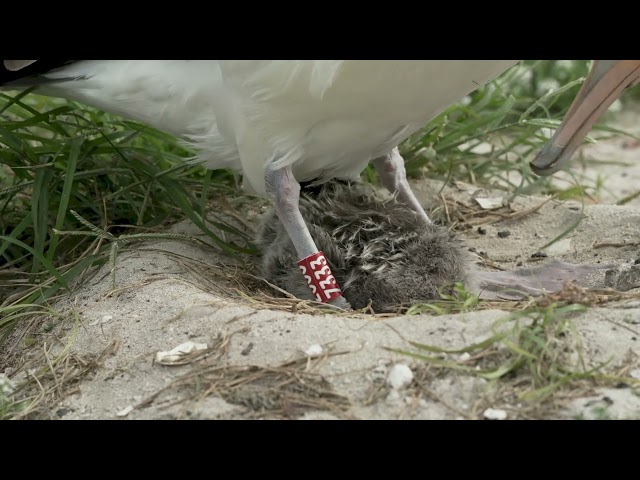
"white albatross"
0,60,519,308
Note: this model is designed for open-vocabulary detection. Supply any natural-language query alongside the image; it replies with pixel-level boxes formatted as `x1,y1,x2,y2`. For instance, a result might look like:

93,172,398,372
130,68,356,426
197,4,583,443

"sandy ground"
4,109,640,421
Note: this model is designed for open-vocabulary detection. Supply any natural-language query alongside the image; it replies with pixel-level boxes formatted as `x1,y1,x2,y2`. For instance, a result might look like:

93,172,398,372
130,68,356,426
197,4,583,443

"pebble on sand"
305,344,324,357
483,408,508,420
386,364,414,390
155,341,208,365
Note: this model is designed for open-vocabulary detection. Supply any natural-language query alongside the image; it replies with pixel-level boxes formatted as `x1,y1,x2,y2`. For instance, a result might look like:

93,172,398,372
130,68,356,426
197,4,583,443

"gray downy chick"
255,179,618,312
255,180,478,312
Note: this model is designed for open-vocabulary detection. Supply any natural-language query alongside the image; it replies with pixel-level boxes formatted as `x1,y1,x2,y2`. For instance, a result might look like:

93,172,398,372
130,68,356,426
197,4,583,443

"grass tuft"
389,295,639,418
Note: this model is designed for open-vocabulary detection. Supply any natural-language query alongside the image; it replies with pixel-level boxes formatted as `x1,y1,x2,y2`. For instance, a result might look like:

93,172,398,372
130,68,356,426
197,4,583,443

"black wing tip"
0,60,78,86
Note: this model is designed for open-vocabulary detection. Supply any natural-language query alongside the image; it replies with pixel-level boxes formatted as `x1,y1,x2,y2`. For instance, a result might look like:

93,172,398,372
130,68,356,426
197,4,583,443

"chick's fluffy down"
255,180,477,312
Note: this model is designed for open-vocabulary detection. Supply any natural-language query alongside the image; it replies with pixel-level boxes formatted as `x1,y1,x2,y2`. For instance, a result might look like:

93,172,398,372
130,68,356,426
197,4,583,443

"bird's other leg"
373,147,432,225
264,163,351,309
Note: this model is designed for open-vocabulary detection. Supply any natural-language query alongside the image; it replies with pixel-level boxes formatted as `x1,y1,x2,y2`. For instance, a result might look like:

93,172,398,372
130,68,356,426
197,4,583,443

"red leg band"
297,251,343,302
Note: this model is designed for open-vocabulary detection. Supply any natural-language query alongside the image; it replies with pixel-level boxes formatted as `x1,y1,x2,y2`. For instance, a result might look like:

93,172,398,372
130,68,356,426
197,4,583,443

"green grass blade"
0,235,69,292
30,166,54,275
46,137,84,263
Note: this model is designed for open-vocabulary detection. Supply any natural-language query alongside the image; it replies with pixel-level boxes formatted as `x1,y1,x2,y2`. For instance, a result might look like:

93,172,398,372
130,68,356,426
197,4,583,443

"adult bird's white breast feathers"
210,60,519,194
